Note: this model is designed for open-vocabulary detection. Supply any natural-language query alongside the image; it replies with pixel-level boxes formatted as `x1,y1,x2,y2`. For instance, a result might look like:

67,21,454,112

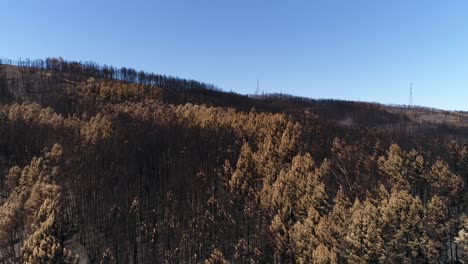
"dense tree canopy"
0,60,467,263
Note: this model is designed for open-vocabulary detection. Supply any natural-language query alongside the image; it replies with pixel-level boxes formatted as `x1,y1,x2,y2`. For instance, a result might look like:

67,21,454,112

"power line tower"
255,79,259,96
409,83,413,107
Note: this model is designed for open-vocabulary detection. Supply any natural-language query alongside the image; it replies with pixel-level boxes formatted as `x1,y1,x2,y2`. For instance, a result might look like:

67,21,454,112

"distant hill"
1,60,467,140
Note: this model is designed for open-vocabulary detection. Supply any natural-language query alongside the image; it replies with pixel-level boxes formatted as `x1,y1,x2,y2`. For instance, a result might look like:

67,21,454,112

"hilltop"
1,60,467,140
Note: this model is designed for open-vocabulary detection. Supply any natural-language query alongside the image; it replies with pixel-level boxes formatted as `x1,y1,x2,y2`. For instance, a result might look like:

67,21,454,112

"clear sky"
2,0,468,110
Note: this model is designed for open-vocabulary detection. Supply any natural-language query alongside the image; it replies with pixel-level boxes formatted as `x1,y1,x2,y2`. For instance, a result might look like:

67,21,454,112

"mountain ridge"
1,59,467,142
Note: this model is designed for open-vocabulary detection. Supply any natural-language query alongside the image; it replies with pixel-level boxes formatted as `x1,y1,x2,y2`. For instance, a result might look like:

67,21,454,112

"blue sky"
1,0,468,110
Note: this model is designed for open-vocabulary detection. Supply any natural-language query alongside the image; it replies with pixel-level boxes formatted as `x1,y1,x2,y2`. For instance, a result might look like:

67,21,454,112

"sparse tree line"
0,64,467,263
0,57,220,92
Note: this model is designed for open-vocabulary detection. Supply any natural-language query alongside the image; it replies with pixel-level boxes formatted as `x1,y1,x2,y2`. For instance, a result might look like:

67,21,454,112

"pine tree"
278,120,301,159
378,144,410,191
297,158,330,217
379,189,425,263
345,199,381,263
423,195,448,263
428,160,463,202
229,143,256,199
405,149,426,197
312,243,338,264
22,199,77,264
328,186,352,262
314,216,339,264
289,207,321,264
270,213,290,263
268,153,329,262
455,215,468,262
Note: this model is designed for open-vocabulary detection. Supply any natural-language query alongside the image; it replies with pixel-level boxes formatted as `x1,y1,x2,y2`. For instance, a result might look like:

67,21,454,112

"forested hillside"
0,58,467,263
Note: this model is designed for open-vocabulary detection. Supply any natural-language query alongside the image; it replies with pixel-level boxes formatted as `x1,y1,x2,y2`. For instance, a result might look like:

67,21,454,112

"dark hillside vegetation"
0,58,467,263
